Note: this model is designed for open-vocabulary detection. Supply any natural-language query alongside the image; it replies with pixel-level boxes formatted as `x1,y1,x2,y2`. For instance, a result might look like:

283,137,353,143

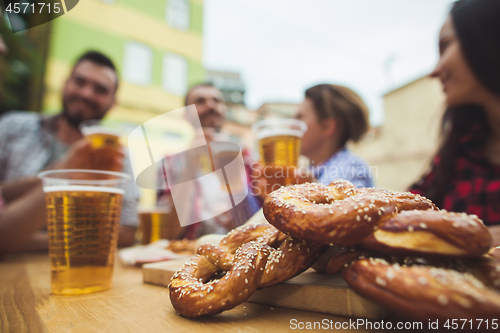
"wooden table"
0,253,429,333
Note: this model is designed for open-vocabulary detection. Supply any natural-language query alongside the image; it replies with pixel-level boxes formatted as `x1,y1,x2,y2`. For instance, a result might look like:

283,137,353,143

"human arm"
0,138,127,253
0,182,47,253
114,153,139,247
118,226,136,247
0,176,41,203
249,162,314,200
0,140,92,253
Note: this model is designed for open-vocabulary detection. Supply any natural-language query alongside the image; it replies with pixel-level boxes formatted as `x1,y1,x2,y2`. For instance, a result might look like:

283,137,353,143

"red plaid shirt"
410,128,500,226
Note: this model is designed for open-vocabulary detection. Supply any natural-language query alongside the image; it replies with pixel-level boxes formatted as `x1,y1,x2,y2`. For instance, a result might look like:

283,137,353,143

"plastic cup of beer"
252,118,307,188
80,120,121,150
38,169,130,295
137,206,182,244
80,120,123,171
252,118,307,167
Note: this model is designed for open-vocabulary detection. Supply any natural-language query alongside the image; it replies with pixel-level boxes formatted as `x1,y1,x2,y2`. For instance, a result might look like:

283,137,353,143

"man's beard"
61,96,104,129
199,109,223,131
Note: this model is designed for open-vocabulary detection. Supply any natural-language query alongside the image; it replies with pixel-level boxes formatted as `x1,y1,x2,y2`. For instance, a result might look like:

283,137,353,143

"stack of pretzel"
263,180,500,323
169,179,500,322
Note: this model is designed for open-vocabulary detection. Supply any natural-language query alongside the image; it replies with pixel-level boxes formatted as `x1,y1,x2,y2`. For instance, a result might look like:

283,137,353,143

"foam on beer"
138,206,170,214
44,185,125,195
81,126,121,137
255,127,304,140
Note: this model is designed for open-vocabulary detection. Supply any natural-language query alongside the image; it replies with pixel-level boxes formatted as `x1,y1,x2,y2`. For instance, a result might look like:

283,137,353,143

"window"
166,0,190,32
123,41,153,86
162,54,188,96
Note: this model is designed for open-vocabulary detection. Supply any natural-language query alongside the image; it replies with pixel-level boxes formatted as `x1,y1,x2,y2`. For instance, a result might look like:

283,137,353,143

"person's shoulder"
342,149,374,186
341,149,371,168
0,111,43,129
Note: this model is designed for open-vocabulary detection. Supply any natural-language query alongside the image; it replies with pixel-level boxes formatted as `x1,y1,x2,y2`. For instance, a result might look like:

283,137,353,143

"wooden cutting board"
142,259,392,319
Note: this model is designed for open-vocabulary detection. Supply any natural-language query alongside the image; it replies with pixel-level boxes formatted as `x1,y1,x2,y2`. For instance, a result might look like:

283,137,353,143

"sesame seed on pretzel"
342,258,500,322
362,210,492,258
169,223,326,318
263,180,436,246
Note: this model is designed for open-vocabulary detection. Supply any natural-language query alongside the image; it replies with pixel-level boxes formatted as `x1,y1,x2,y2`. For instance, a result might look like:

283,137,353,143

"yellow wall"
61,0,202,61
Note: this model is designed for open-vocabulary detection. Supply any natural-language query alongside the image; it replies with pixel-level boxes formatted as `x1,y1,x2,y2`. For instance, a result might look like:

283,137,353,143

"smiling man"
0,51,138,249
61,53,118,128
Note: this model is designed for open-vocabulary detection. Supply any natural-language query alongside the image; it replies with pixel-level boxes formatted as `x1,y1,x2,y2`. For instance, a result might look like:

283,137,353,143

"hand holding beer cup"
250,161,314,199
80,120,123,172
52,139,124,177
251,118,308,198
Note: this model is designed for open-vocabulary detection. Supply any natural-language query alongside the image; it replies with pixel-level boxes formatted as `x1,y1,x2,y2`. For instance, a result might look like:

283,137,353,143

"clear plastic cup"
252,118,307,167
79,120,123,171
38,169,130,295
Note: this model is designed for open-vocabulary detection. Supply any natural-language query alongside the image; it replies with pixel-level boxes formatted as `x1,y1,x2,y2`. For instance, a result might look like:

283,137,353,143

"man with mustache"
0,51,138,252
157,83,260,239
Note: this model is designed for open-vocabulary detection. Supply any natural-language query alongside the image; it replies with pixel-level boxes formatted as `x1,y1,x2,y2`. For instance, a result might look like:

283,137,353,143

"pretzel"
323,248,375,275
169,223,326,318
342,258,500,322
263,180,436,246
362,210,492,258
321,247,473,276
489,246,500,260
469,250,500,291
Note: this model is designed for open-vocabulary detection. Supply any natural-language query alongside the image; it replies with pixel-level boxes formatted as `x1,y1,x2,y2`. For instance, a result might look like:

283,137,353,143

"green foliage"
0,16,42,115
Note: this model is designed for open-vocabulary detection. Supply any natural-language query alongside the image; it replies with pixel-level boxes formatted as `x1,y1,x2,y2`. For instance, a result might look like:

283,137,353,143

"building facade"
42,0,205,132
350,75,446,191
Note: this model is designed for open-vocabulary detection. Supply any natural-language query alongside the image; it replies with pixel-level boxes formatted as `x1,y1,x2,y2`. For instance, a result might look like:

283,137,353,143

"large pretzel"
263,180,437,246
342,258,500,323
362,209,492,258
471,246,500,291
324,241,500,323
169,223,326,318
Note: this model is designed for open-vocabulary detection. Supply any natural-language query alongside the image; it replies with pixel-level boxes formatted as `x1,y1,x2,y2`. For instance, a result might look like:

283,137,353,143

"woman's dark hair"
452,0,500,96
423,0,500,206
305,84,369,148
426,106,489,205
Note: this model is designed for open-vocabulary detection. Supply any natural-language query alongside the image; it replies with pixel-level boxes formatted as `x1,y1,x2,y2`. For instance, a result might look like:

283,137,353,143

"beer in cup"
38,169,129,295
137,206,182,244
80,120,122,171
252,118,307,188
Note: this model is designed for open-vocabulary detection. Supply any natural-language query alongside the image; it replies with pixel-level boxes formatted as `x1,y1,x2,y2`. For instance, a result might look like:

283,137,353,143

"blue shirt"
311,148,374,188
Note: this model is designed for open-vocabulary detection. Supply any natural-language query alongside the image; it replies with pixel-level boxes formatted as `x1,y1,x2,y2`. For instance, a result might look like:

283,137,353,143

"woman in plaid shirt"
409,0,500,243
